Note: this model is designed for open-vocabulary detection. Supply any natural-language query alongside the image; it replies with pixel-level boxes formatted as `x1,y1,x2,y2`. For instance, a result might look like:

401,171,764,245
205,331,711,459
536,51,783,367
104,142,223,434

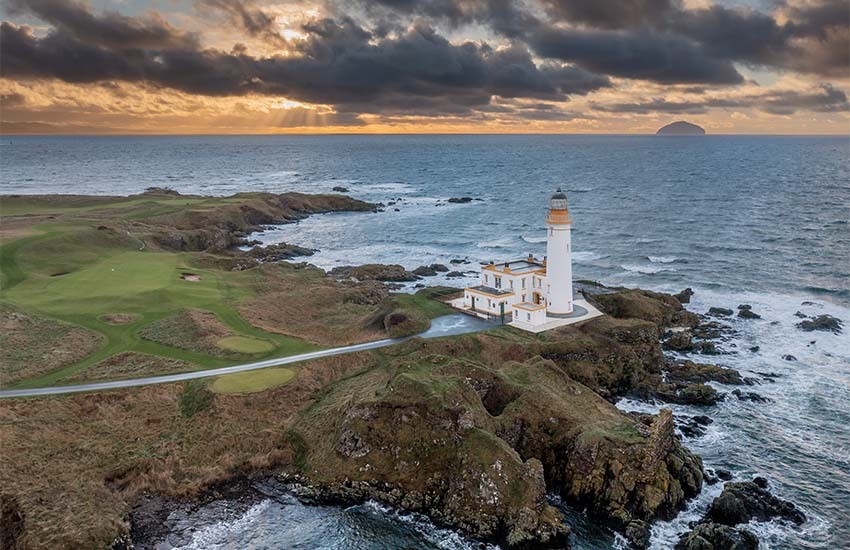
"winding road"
0,314,495,399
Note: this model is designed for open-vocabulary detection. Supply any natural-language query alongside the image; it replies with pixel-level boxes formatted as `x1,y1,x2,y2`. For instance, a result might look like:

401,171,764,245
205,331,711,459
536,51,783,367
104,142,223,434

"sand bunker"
181,272,201,282
101,313,138,325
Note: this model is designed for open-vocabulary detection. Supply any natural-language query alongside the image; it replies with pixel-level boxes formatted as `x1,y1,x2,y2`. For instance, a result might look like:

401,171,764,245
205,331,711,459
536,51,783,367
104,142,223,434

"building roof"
514,302,547,311
483,259,546,275
467,285,513,296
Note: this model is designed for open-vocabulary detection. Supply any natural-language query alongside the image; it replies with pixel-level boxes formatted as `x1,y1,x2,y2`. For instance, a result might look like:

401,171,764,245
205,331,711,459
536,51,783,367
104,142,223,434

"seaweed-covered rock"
664,360,746,385
675,522,758,550
737,309,761,320
329,264,419,282
707,307,733,317
664,331,694,352
593,290,699,330
796,314,843,334
708,480,806,526
674,288,694,304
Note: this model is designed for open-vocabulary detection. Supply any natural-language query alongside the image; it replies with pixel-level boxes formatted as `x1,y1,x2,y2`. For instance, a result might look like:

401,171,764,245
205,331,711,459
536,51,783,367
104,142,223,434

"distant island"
656,121,706,135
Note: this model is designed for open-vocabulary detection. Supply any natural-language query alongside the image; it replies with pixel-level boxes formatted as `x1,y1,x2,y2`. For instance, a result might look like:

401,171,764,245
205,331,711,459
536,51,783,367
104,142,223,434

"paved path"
0,314,495,399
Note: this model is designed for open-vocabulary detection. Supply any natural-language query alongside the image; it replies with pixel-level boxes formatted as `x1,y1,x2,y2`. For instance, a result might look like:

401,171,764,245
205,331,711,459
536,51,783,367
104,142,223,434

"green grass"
211,367,296,393
216,336,275,354
179,380,214,418
1,221,318,388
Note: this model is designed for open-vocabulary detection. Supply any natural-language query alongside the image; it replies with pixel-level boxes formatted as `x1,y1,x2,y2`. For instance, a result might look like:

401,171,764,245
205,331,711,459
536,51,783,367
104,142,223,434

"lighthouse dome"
550,188,568,210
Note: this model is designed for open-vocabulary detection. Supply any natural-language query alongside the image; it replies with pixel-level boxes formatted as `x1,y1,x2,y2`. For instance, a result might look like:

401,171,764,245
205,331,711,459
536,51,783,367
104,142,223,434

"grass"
216,336,275,354
0,221,317,387
211,367,295,393
179,380,214,418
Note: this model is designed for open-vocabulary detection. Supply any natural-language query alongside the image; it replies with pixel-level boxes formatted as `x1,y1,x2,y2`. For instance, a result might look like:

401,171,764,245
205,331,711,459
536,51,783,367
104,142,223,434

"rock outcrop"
656,121,706,135
329,264,419,282
289,339,703,547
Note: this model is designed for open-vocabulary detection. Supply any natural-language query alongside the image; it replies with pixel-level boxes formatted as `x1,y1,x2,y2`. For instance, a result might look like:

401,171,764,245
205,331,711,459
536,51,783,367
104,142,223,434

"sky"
0,0,848,134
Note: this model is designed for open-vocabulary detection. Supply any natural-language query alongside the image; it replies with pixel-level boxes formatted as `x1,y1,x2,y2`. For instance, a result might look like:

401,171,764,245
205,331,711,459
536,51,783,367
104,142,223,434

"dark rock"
674,288,694,304
246,242,315,262
677,414,714,438
716,469,733,481
675,522,758,550
665,360,746,385
794,311,808,318
625,520,651,549
445,271,465,278
413,265,438,277
731,389,770,403
737,304,752,311
449,258,470,264
756,371,781,380
737,309,761,319
332,186,350,193
694,341,720,355
749,346,760,352
796,314,843,334
664,331,694,352
782,354,797,362
708,479,806,526
431,263,449,272
394,208,400,212
447,196,474,203
657,383,723,406
708,307,733,317
329,264,419,282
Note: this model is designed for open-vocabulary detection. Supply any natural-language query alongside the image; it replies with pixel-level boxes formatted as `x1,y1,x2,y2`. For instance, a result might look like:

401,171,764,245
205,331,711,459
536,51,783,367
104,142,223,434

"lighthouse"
545,188,573,315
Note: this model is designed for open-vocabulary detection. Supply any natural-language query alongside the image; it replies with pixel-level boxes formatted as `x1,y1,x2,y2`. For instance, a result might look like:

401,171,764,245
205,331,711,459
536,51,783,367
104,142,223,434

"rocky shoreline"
123,280,818,550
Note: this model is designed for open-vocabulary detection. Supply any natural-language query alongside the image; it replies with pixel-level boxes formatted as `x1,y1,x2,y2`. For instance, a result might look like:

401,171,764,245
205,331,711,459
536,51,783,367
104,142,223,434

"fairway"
211,367,296,393
1,220,318,388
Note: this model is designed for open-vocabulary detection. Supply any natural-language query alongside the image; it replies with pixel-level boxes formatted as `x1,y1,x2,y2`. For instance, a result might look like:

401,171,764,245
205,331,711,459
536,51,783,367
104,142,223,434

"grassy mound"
216,336,275,354
211,368,295,393
0,304,103,385
64,352,195,383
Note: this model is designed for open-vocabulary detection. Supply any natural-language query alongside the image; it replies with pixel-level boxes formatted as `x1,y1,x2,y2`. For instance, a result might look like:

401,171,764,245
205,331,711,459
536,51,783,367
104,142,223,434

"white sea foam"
620,263,673,275
647,256,682,264
174,500,272,549
572,251,606,262
520,235,547,244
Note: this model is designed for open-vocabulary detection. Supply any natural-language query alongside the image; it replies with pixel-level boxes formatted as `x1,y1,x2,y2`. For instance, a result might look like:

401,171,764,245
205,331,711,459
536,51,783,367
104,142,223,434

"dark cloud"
528,26,744,84
593,84,850,114
195,0,286,46
5,0,197,49
539,0,677,29
0,8,608,118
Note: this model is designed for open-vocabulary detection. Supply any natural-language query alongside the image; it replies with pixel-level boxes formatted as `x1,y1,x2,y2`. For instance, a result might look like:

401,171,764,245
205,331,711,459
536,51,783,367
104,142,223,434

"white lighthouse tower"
545,188,574,315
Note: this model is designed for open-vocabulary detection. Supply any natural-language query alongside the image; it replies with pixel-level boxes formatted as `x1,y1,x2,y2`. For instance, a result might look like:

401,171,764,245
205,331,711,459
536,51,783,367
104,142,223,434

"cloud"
593,84,850,114
194,0,287,46
5,0,197,49
528,26,744,84
0,7,610,117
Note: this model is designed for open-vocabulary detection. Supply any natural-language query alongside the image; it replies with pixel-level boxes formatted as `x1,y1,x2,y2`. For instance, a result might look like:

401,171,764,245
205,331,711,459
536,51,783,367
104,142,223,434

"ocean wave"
620,264,674,275
572,251,606,262
476,238,514,249
520,235,547,244
647,256,685,264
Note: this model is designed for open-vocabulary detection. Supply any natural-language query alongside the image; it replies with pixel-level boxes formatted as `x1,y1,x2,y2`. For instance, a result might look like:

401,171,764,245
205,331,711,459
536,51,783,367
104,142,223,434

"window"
549,228,554,236
509,279,514,289
484,274,488,284
522,294,526,302
521,278,526,289
527,312,531,321
495,276,502,289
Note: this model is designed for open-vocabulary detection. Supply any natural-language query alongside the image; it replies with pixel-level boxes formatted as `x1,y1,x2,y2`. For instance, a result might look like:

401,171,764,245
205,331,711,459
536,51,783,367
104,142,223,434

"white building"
452,189,601,332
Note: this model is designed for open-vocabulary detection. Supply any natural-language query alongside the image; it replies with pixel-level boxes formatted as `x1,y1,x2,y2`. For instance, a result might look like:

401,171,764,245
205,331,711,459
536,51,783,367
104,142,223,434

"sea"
2,135,849,549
